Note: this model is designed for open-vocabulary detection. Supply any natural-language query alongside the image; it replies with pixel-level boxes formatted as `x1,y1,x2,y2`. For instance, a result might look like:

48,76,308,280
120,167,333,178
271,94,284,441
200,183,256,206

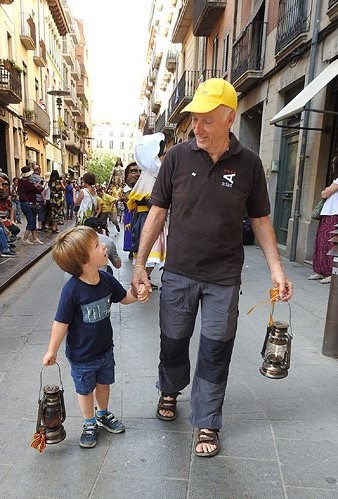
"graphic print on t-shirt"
221,169,236,188
81,295,111,323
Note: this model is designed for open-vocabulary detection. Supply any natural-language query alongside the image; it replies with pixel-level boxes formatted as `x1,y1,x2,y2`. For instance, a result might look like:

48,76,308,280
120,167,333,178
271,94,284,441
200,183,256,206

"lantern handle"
269,289,293,339
38,362,64,401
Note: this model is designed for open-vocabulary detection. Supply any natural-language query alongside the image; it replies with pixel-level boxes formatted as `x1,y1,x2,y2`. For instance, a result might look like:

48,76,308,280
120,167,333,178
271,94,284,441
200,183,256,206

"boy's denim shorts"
69,347,115,395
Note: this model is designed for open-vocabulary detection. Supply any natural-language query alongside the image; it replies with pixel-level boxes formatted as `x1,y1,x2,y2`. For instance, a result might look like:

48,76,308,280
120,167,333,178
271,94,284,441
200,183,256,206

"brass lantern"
260,321,292,379
31,363,66,452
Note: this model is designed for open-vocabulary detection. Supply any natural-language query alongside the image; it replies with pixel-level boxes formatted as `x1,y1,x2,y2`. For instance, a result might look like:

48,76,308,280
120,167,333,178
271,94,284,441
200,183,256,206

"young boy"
43,226,148,448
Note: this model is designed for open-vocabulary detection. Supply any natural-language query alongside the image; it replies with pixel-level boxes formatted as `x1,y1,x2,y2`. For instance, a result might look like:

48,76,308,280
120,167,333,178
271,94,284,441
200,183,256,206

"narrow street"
1,229,338,498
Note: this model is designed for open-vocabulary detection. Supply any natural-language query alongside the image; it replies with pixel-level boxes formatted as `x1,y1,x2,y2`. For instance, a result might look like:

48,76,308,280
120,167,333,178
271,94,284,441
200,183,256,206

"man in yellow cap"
132,78,293,457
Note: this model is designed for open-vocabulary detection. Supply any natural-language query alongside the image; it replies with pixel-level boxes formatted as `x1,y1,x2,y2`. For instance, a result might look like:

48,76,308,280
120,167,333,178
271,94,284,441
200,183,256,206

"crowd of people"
0,161,132,261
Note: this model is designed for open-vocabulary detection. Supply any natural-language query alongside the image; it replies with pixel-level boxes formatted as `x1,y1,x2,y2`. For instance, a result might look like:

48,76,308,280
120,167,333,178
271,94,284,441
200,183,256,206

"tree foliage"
87,150,117,185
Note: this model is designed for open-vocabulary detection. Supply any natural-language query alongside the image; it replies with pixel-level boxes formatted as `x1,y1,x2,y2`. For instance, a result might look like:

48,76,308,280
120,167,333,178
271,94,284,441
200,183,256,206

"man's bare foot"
156,392,179,421
194,429,220,457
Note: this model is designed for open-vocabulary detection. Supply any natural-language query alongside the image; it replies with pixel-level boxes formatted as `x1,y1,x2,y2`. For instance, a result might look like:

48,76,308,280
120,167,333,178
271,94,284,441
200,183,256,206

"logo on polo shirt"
221,169,236,188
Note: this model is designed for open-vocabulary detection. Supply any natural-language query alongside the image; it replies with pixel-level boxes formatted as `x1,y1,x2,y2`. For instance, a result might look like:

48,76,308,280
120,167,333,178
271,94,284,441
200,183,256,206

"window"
222,34,229,76
109,140,113,149
212,36,219,73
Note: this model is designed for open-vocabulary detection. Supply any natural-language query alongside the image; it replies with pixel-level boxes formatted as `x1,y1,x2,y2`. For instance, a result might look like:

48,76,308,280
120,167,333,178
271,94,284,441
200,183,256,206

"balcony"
193,0,226,37
143,114,156,135
33,40,47,67
165,49,177,73
77,104,90,128
69,22,80,45
65,129,81,154
168,69,220,123
71,60,81,81
62,37,75,66
149,66,158,83
231,22,265,92
146,76,154,93
71,98,82,116
152,51,163,70
275,0,309,59
172,0,194,43
155,109,176,135
0,61,22,106
151,94,161,114
20,12,36,50
64,85,78,108
138,112,146,130
24,99,50,137
328,0,338,21
76,80,89,104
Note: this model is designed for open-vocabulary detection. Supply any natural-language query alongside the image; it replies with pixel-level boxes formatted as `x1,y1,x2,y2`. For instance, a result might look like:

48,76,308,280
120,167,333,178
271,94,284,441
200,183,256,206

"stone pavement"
1,225,338,499
0,220,73,292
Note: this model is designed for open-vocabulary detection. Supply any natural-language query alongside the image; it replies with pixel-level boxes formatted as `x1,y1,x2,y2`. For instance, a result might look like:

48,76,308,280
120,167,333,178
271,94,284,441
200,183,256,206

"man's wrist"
135,264,146,271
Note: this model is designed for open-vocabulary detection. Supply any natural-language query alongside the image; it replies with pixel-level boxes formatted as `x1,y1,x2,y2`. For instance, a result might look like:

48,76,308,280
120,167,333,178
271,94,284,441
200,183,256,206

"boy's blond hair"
52,226,98,277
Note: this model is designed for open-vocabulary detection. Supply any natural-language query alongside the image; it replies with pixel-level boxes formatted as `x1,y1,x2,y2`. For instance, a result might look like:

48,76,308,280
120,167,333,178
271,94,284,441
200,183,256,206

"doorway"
273,129,298,246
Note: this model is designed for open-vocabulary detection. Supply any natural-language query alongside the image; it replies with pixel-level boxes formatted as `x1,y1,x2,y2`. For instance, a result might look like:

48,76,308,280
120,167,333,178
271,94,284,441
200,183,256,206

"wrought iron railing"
168,70,199,118
168,69,220,118
0,61,22,101
155,109,176,133
144,114,156,134
329,0,338,8
231,22,265,83
275,0,308,54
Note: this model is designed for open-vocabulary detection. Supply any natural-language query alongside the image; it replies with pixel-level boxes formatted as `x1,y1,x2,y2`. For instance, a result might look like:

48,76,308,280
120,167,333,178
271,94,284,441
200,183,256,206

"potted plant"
3,59,22,73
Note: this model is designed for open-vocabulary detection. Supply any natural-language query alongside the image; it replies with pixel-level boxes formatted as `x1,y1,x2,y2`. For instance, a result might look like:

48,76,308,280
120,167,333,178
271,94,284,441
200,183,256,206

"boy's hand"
43,351,57,366
137,283,149,303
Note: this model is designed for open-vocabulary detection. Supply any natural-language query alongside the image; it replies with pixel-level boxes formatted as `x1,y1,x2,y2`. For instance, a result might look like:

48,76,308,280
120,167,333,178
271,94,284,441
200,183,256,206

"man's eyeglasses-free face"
130,169,141,174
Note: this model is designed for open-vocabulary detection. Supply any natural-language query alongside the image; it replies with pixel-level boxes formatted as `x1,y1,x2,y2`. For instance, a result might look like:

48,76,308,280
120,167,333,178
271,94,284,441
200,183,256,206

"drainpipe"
289,0,322,261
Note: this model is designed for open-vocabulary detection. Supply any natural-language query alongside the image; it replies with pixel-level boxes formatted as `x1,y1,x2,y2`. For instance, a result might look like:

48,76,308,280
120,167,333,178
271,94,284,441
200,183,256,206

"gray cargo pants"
157,270,240,430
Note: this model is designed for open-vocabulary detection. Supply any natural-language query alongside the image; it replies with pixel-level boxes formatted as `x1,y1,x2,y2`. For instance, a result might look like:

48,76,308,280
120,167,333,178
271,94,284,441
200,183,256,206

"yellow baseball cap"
181,78,238,113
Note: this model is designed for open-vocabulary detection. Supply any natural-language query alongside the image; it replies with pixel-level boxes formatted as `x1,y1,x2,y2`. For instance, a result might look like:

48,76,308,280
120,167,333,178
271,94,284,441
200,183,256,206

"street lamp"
47,89,70,174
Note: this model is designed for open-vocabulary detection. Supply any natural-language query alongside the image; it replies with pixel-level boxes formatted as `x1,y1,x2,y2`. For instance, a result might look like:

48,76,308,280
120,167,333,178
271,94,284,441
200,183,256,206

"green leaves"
87,151,117,185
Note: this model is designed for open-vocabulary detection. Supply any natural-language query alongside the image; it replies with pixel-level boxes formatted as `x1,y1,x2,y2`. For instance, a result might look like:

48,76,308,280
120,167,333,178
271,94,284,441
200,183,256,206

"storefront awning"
270,58,338,125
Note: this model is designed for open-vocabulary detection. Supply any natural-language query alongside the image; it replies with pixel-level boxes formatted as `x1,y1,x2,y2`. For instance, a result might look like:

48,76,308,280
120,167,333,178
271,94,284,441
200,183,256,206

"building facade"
0,0,92,180
140,0,338,264
93,120,141,166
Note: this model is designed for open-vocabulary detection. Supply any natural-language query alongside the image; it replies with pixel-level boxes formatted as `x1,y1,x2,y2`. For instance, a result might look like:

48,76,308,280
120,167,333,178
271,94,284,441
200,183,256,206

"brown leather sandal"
194,429,220,457
156,392,180,421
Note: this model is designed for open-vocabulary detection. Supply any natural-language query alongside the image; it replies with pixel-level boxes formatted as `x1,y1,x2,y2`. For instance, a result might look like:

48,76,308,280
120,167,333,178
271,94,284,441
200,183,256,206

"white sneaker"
307,273,324,280
22,239,34,245
320,276,331,284
32,239,44,245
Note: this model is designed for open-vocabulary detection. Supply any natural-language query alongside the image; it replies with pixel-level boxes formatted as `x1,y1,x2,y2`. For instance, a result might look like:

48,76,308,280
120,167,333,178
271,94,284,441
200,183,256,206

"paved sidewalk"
0,221,73,292
0,229,338,499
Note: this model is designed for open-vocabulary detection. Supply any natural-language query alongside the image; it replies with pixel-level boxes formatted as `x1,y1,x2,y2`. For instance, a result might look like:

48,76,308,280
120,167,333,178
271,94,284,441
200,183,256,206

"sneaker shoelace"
103,413,117,423
83,423,96,434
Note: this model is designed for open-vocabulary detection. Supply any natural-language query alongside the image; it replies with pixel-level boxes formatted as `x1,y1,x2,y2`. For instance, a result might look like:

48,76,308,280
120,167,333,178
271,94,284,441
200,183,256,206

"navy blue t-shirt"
55,270,127,363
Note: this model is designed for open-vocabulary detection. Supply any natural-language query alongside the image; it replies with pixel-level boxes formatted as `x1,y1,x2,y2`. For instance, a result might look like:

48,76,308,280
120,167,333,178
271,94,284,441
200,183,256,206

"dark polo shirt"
151,133,270,285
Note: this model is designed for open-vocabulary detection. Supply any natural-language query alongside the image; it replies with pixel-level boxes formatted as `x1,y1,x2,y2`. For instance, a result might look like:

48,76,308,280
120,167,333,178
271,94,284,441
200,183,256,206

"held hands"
132,265,153,298
42,351,57,366
137,283,149,303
